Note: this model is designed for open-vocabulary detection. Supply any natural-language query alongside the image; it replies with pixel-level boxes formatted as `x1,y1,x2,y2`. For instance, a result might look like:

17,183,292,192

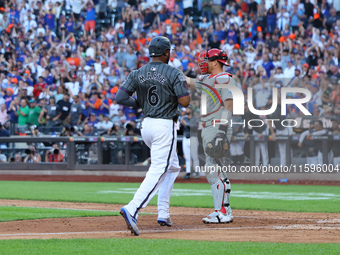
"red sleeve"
59,154,64,162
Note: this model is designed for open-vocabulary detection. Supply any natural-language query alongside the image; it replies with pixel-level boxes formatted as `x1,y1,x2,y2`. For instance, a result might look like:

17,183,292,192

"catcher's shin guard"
219,171,232,213
223,178,231,208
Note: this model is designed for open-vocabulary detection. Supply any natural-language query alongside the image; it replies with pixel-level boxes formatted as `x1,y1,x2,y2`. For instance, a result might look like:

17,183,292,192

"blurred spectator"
71,0,86,20
107,123,123,136
277,7,289,31
7,97,19,126
109,99,119,120
3,88,15,109
114,45,128,67
16,99,29,130
45,143,64,162
85,1,96,35
86,112,99,127
0,121,10,149
70,95,83,126
33,77,47,100
39,97,61,128
262,54,275,77
99,91,111,116
8,154,22,163
95,113,113,130
290,3,305,31
212,0,221,17
298,121,321,166
0,149,6,163
123,121,140,136
201,0,212,22
307,82,322,114
27,99,42,126
286,67,302,87
126,109,137,122
0,102,10,125
78,123,94,136
87,92,102,116
57,93,71,125
60,126,73,137
209,33,221,49
23,145,41,163
123,47,137,71
312,120,331,164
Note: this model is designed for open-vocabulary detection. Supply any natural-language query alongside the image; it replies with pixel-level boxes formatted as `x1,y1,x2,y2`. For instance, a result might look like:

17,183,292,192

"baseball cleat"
202,211,233,224
120,207,139,236
157,217,173,227
227,212,234,222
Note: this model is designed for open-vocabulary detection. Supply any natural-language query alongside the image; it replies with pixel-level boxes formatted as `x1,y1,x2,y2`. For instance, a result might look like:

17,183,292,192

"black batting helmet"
148,36,172,57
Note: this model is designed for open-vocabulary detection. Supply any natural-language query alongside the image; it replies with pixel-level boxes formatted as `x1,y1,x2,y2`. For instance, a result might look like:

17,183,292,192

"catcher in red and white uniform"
186,49,239,223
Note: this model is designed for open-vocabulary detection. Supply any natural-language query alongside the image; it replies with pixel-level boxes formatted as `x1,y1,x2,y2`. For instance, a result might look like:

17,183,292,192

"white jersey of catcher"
196,72,239,123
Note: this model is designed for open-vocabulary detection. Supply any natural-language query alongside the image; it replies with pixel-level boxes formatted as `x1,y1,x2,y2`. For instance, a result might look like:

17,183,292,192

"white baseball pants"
124,117,181,220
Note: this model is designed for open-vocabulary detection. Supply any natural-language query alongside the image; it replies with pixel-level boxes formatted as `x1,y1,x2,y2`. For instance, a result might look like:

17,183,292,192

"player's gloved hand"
205,131,229,158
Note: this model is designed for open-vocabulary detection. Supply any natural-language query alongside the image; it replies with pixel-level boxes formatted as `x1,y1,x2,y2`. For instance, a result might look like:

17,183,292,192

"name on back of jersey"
139,72,166,84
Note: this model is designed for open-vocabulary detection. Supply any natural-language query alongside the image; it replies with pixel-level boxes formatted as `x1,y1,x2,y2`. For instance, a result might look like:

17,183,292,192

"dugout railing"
0,135,338,170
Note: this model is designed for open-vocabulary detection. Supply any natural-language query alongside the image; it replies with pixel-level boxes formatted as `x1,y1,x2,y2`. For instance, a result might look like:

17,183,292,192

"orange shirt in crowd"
66,57,81,66
171,22,181,35
135,38,146,52
92,98,102,109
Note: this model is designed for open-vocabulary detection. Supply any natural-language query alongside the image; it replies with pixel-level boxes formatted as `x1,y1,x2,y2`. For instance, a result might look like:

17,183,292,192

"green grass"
0,181,339,213
0,239,339,255
0,206,118,222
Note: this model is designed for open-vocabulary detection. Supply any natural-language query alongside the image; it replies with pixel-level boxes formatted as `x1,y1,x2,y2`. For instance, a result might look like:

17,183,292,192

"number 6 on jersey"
148,85,160,107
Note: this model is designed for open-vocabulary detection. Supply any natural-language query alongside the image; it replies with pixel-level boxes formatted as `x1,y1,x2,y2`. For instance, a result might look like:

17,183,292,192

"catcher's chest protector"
196,73,233,122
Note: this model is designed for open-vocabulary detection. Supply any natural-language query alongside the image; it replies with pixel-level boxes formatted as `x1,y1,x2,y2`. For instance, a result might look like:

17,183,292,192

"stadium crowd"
0,0,340,166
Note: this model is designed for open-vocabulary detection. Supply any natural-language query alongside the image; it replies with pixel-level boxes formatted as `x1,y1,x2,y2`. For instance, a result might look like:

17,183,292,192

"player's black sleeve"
116,88,139,107
121,71,137,94
173,71,190,98
117,70,139,107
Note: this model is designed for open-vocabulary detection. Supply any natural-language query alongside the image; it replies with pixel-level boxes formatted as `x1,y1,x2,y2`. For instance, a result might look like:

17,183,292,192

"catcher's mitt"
205,132,229,159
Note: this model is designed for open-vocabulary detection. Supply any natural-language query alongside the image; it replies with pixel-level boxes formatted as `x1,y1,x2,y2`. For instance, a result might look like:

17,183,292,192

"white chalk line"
0,226,274,237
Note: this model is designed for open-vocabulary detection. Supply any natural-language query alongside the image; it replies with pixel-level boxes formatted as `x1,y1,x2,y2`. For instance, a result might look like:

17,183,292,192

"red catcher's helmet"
197,49,229,74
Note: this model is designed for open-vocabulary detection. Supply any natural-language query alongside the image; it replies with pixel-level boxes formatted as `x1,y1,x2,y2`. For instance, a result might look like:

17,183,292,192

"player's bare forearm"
224,99,233,113
185,76,196,90
220,99,233,130
178,95,190,107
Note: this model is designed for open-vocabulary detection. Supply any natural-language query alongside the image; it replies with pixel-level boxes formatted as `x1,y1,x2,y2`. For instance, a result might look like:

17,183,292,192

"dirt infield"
0,200,339,243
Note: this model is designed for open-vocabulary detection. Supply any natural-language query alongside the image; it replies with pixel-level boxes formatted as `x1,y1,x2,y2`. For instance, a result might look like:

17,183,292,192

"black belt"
145,116,178,122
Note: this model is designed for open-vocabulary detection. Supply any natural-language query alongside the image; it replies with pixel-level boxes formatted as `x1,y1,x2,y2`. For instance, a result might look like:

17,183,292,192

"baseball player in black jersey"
116,36,190,236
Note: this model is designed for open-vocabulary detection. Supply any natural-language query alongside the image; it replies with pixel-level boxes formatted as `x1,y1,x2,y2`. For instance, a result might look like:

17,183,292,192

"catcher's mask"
197,49,230,74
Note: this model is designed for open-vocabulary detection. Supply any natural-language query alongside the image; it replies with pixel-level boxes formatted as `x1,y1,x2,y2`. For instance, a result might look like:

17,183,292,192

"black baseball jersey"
120,62,189,119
